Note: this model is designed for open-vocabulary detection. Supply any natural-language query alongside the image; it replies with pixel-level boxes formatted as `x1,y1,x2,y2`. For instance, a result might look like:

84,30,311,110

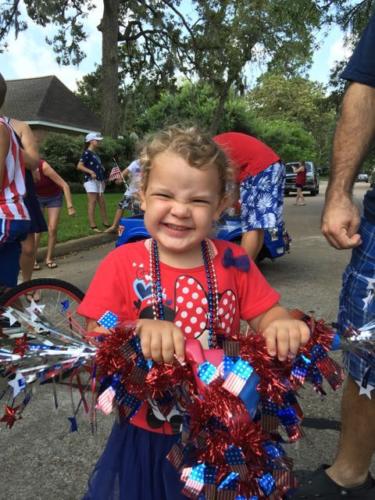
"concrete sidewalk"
36,231,117,261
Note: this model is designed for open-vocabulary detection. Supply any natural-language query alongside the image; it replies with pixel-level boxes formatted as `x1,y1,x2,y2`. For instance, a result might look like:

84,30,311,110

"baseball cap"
85,132,103,142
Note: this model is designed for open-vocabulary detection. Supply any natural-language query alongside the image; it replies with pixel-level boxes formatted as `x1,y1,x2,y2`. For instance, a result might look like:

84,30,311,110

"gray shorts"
38,192,63,209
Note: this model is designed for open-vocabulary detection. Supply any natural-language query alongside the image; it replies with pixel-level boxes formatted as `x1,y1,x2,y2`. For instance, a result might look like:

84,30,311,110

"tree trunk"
209,81,232,134
101,0,120,138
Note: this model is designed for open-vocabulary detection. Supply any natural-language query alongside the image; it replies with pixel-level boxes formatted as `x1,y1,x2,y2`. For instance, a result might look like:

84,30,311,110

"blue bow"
222,247,250,272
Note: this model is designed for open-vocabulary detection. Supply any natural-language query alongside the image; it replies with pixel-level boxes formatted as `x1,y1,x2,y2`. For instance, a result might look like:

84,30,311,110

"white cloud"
328,36,353,70
0,1,103,90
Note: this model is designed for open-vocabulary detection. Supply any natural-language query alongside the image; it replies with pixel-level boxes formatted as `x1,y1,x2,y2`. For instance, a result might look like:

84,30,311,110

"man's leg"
327,375,375,487
241,229,264,260
293,218,375,498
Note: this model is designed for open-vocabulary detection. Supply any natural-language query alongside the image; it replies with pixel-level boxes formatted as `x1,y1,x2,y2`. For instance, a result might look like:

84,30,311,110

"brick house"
1,75,101,144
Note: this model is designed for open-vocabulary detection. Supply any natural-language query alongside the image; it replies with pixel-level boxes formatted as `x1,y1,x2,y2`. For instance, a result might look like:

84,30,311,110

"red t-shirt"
214,132,280,182
78,239,280,435
296,167,306,186
34,160,62,197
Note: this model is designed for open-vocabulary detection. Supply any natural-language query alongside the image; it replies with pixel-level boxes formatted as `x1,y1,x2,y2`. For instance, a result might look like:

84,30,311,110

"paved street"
1,181,374,499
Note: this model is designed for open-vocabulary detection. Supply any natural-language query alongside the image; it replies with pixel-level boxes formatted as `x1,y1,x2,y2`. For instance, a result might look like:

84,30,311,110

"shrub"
40,133,138,183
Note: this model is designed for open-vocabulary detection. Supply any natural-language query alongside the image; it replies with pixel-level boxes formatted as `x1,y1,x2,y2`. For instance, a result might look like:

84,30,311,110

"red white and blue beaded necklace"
149,238,219,348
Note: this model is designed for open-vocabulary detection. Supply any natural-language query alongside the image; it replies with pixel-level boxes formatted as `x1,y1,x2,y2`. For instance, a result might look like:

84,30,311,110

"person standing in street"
293,161,306,206
214,131,285,260
293,13,375,500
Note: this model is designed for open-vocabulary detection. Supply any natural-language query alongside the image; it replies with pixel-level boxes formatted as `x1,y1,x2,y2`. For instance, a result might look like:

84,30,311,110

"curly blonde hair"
139,125,233,198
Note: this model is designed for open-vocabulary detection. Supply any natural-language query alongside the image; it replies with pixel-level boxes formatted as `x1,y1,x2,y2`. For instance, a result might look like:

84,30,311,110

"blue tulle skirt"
83,422,187,500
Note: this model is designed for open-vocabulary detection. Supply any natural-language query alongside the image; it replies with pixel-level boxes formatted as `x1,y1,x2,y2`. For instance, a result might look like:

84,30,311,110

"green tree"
186,0,345,132
258,119,317,162
329,1,375,98
0,0,353,137
248,72,336,166
0,0,187,137
136,81,259,135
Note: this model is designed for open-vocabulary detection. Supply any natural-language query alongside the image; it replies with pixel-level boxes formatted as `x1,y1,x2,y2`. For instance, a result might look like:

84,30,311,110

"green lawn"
39,193,128,246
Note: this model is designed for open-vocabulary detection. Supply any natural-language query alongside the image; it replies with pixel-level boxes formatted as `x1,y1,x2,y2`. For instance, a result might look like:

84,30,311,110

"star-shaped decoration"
1,308,18,326
13,334,28,357
355,379,374,399
68,416,78,432
25,300,45,322
8,372,26,398
26,299,45,315
0,405,19,428
365,277,375,290
60,299,70,312
362,290,373,310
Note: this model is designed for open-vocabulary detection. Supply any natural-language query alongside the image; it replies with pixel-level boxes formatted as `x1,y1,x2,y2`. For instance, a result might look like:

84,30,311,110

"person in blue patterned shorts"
294,13,375,500
214,131,285,260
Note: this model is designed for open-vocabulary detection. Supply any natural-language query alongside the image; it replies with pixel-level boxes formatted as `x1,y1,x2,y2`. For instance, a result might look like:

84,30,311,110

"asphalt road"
1,181,374,499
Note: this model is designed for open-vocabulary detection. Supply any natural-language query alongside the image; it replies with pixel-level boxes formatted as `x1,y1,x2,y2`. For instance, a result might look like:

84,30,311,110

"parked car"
357,172,369,182
284,161,320,196
116,214,291,262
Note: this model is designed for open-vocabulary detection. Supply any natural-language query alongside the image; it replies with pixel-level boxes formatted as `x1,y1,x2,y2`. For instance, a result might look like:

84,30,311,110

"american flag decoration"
97,310,119,329
291,354,311,385
222,358,254,396
182,464,206,496
167,443,185,470
197,361,219,385
96,386,116,415
257,472,276,496
108,164,123,182
224,445,248,480
312,344,344,390
217,471,239,498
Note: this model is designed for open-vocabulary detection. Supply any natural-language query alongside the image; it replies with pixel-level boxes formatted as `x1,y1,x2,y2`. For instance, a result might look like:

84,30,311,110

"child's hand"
262,319,310,362
136,319,185,364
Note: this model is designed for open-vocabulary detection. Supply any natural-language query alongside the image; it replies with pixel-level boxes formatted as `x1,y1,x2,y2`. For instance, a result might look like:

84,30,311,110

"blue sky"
0,3,353,92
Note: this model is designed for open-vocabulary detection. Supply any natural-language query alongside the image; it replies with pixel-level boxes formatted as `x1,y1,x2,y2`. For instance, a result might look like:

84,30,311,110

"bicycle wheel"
0,278,85,341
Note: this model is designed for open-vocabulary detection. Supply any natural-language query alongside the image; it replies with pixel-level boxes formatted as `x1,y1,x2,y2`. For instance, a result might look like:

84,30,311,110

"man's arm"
321,82,375,249
0,123,10,190
10,119,39,170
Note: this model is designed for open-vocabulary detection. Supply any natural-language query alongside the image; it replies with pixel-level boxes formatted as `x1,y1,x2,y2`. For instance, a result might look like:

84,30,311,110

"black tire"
310,189,318,196
0,278,84,306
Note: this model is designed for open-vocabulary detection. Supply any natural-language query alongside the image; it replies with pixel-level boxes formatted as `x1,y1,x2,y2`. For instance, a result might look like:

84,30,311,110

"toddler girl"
77,125,309,500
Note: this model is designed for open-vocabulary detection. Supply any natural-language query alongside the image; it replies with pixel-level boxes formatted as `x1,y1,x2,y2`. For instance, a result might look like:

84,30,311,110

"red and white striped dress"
0,116,29,220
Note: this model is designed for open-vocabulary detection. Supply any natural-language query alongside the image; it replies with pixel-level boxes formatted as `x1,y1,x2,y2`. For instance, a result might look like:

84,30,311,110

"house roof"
1,75,101,133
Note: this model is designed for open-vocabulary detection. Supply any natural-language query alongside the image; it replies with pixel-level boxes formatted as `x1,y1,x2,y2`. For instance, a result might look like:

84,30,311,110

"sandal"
46,261,58,269
291,465,375,499
26,290,41,303
90,226,102,233
33,262,41,271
